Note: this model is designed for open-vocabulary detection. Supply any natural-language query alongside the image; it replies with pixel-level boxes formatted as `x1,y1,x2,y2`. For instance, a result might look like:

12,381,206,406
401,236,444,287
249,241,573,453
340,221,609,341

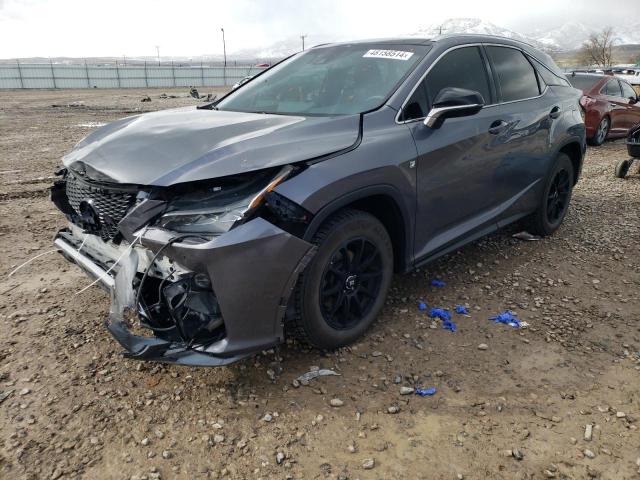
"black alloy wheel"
524,153,574,236
288,209,393,349
319,238,383,330
546,168,571,224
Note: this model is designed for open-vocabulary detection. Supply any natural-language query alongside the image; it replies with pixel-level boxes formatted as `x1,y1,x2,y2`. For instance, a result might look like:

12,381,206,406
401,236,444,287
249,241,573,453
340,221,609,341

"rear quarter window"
530,57,569,87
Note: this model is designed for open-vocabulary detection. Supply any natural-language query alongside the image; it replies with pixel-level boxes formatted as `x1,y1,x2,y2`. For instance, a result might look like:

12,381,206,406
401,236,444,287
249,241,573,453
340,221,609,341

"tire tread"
286,209,388,346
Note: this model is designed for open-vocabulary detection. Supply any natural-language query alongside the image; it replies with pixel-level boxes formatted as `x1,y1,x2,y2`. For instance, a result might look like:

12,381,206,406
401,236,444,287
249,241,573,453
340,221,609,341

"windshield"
568,75,601,92
217,44,429,116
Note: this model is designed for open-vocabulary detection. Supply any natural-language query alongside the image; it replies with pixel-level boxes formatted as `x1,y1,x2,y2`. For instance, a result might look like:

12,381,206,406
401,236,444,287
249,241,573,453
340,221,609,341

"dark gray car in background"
52,34,586,366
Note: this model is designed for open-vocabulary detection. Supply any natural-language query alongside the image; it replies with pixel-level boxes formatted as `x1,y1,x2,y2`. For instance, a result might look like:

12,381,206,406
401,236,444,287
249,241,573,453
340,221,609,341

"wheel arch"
557,140,584,185
302,185,411,273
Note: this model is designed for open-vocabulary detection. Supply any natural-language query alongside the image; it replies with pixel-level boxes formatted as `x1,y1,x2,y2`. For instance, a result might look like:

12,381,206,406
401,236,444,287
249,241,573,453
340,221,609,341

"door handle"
488,120,508,135
549,106,562,119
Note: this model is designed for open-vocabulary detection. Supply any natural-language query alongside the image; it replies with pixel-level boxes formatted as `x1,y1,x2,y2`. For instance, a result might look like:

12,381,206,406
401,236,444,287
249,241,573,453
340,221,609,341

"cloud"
0,0,638,58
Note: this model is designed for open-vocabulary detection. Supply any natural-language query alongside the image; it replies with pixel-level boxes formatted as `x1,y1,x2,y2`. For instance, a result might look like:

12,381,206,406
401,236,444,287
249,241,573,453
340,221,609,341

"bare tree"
580,27,615,68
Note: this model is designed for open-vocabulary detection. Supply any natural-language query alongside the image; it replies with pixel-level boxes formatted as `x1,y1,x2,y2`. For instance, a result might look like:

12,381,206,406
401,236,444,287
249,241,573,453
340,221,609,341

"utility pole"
123,54,126,66
155,45,160,66
221,28,227,86
221,28,227,67
300,34,307,51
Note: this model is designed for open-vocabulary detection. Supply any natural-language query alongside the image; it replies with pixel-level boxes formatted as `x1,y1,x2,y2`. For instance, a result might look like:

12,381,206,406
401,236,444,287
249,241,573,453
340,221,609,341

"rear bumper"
55,217,315,366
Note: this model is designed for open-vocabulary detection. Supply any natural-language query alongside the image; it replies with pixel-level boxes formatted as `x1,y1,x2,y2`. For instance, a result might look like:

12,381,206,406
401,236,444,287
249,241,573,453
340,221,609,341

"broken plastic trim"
262,191,312,238
154,166,295,235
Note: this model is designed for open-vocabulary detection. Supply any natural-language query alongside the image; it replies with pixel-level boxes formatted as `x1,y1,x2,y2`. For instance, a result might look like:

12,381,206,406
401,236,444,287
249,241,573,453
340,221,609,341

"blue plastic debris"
489,310,521,328
430,279,446,287
418,301,428,311
455,305,469,315
416,387,437,396
428,307,451,321
442,319,457,332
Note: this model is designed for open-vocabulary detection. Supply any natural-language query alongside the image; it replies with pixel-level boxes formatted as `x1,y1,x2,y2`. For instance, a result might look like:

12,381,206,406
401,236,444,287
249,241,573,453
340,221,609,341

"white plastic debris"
296,369,341,383
512,231,541,241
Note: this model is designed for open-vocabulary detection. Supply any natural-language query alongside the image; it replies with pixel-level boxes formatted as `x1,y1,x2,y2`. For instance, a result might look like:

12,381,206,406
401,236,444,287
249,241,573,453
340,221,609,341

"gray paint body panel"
63,107,360,185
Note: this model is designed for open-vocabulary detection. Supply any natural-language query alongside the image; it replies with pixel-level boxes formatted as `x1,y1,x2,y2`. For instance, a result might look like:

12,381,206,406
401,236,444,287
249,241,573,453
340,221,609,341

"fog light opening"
134,234,225,347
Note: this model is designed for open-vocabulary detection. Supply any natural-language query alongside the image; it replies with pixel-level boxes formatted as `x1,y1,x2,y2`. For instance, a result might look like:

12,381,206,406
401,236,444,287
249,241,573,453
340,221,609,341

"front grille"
66,172,136,241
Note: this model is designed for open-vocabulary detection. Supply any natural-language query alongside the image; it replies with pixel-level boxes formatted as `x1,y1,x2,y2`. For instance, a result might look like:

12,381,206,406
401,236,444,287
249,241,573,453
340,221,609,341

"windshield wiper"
197,102,218,110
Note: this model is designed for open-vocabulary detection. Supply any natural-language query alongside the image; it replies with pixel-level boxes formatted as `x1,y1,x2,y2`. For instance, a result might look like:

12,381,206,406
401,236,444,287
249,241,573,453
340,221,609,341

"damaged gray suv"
52,35,585,366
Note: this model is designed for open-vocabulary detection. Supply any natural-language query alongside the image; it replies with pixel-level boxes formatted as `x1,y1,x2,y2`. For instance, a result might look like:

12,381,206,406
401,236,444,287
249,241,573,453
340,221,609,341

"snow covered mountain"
527,21,640,51
229,17,640,60
409,18,538,45
409,17,640,52
527,22,593,51
612,23,640,46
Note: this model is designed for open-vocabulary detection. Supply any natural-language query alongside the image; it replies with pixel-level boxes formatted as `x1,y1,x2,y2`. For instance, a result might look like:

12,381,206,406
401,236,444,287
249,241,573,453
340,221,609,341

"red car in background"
568,73,640,146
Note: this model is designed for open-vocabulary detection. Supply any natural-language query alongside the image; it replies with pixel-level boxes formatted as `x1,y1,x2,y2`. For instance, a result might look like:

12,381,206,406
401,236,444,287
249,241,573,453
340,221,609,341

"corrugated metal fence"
0,62,267,89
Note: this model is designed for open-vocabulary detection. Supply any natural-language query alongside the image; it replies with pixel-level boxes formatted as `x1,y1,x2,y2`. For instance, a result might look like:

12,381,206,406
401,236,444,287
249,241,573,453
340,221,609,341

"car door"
484,45,559,226
600,79,628,134
620,80,640,129
401,45,509,260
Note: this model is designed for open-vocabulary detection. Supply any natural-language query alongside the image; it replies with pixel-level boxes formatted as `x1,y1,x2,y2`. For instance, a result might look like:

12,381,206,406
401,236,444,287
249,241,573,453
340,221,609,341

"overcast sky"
0,0,638,58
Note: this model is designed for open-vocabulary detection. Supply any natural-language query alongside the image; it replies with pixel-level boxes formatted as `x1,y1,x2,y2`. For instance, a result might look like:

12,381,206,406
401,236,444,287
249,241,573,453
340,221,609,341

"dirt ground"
0,88,639,480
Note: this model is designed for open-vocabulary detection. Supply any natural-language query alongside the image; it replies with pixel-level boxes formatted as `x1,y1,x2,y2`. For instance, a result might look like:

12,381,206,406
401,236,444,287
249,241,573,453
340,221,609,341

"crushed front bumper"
55,217,315,366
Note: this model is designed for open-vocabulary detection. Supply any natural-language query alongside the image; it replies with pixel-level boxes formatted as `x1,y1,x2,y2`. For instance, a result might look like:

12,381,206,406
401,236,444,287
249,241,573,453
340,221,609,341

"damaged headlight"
157,166,292,235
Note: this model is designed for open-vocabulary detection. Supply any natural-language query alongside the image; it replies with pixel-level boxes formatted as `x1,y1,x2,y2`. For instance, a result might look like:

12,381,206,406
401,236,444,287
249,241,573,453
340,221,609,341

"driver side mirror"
630,96,638,105
424,87,485,129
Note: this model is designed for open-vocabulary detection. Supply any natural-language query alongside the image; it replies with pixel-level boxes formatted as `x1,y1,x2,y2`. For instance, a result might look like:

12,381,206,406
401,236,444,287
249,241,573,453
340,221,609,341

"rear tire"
288,209,393,349
525,153,574,236
588,116,609,146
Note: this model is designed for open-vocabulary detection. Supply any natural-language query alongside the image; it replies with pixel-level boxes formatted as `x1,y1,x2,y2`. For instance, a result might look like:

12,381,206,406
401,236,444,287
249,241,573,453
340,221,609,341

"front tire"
288,209,393,349
525,153,574,236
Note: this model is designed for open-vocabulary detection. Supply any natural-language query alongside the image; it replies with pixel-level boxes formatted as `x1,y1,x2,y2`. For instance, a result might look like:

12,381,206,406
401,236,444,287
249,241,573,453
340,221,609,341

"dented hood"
63,106,360,186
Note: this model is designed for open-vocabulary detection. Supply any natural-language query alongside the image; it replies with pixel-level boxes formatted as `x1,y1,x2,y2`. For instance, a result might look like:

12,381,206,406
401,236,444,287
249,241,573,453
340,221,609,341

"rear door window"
486,46,540,102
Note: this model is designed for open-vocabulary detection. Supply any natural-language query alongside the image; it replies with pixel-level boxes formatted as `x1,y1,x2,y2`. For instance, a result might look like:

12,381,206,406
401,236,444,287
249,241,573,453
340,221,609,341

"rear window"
568,75,601,91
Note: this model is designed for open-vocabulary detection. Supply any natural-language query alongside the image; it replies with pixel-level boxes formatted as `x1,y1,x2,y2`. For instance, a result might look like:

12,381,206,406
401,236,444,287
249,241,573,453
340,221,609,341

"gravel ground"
0,89,639,480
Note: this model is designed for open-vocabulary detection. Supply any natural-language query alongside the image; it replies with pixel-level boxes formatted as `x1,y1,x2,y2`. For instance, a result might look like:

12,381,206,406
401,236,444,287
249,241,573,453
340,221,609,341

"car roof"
312,38,434,49
313,34,537,50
